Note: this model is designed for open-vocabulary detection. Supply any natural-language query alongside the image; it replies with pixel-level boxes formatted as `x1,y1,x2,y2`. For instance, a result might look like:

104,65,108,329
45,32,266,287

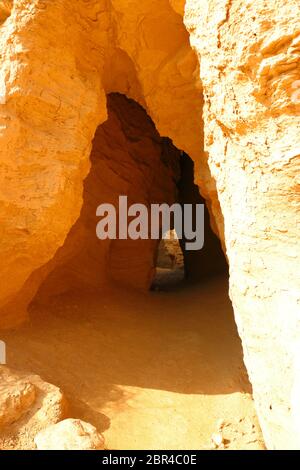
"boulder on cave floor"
34,418,105,450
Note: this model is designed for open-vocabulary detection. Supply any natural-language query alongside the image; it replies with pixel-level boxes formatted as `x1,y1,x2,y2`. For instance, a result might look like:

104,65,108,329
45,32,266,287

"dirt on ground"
1,274,265,450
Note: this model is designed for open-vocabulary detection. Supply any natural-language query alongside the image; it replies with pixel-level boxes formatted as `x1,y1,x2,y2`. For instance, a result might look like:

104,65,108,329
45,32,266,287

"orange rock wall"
185,0,300,449
0,0,209,326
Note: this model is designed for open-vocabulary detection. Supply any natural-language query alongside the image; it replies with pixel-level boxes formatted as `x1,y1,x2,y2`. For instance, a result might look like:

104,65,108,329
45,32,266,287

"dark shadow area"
152,152,228,290
178,153,228,282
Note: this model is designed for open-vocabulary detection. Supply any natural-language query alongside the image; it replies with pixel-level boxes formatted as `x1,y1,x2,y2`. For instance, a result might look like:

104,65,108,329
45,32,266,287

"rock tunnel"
33,93,227,300
0,0,299,451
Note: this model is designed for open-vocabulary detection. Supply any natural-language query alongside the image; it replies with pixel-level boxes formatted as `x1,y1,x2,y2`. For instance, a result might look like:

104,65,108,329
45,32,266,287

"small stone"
34,418,105,450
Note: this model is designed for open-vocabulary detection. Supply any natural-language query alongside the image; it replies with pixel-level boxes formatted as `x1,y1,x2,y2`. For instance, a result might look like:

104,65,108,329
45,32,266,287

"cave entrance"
35,92,227,301
101,93,227,292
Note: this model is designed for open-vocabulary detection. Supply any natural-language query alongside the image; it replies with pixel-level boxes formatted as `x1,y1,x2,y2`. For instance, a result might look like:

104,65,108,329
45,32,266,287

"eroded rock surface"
185,0,300,449
35,418,105,450
0,368,36,427
0,366,67,449
0,0,206,328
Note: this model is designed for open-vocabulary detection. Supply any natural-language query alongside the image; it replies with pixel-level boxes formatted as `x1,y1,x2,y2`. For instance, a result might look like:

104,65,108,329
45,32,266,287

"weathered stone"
0,366,67,449
0,368,36,427
185,0,300,450
34,419,105,450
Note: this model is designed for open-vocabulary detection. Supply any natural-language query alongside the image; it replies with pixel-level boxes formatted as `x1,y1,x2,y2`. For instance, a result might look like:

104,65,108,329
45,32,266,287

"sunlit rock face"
0,0,204,327
185,0,300,450
0,0,299,451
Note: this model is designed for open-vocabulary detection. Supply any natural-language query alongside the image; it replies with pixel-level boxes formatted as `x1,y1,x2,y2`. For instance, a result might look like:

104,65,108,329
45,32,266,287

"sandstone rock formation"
0,368,36,427
0,366,67,449
0,0,298,450
35,418,105,450
185,0,300,450
0,0,204,326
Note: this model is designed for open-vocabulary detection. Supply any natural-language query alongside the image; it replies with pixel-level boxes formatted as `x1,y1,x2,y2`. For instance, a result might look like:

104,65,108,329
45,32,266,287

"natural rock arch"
0,0,299,450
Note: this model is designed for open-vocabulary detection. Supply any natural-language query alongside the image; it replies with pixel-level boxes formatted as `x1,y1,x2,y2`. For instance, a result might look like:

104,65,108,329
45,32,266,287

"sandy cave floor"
1,274,265,450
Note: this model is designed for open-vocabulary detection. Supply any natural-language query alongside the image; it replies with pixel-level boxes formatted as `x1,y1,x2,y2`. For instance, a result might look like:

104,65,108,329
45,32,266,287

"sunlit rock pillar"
0,0,106,327
185,0,300,449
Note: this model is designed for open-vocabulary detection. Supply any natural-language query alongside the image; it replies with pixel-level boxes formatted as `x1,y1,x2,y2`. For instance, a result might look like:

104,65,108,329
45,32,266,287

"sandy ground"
1,274,265,450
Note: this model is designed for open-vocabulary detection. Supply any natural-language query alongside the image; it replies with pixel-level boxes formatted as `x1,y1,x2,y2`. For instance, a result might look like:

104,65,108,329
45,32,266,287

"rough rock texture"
0,366,67,449
0,0,106,327
185,0,300,450
0,368,36,427
35,418,105,450
0,0,206,327
0,0,298,451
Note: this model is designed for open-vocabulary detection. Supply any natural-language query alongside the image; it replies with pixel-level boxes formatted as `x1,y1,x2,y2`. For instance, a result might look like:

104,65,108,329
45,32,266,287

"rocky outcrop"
0,0,203,327
0,0,107,327
185,0,300,449
0,366,103,450
0,366,67,449
0,369,36,427
0,0,299,450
